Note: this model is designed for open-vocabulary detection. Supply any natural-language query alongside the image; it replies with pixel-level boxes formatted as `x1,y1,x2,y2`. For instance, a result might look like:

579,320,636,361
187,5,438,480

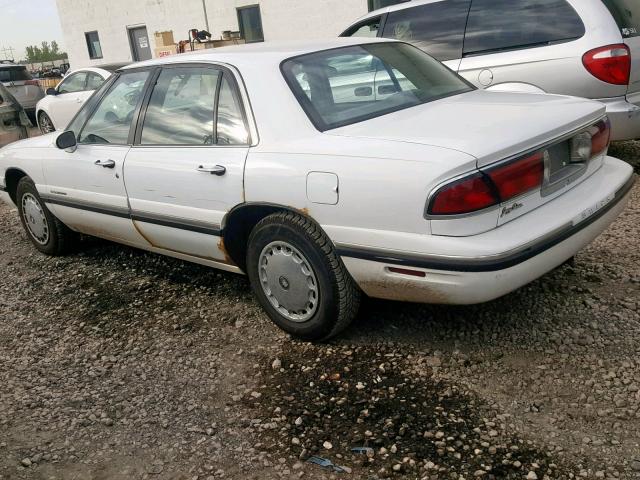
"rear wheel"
246,211,361,341
38,111,55,134
16,177,75,255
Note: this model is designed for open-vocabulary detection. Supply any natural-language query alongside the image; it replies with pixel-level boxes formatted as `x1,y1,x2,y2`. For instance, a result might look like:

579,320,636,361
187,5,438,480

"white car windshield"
281,42,473,131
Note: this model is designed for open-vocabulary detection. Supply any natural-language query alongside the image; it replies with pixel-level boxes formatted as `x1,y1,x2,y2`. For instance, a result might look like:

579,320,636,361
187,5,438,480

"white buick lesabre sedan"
0,39,635,340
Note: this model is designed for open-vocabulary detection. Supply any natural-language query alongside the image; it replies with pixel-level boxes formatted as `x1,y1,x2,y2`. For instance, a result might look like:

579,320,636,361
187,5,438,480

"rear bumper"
337,158,635,304
597,96,640,141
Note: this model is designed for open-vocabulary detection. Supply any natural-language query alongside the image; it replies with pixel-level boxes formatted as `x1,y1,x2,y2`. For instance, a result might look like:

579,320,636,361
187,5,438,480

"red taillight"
583,44,631,85
429,173,498,215
429,154,544,216
590,117,611,156
485,152,544,201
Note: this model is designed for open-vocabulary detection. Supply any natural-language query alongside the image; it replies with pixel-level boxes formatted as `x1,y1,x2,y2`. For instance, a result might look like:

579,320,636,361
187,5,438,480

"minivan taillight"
582,44,631,85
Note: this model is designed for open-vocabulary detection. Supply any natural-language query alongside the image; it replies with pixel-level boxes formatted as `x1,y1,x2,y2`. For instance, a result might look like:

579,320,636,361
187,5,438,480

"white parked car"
35,64,128,134
0,39,634,340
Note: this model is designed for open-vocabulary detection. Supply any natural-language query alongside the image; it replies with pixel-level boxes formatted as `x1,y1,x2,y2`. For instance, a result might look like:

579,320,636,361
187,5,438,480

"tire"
246,211,361,341
38,111,55,134
16,177,75,256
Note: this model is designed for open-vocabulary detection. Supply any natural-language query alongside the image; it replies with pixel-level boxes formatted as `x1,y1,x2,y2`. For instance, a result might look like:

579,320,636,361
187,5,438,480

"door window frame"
131,63,253,148
340,15,388,38
71,66,156,147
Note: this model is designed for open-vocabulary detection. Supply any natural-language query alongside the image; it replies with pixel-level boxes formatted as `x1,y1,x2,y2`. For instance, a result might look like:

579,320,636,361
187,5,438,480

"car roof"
120,37,397,71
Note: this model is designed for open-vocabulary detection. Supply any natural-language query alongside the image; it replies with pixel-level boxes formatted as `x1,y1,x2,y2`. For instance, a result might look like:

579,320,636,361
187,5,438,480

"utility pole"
201,0,210,32
0,46,16,61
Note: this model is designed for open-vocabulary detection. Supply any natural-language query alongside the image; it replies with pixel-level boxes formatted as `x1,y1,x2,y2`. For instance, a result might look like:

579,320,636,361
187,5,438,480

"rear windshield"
0,67,33,82
601,0,640,38
281,43,473,131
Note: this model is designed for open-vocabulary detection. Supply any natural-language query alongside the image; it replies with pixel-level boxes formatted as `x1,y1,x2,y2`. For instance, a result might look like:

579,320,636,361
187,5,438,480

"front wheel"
16,177,75,255
38,111,55,134
246,212,361,341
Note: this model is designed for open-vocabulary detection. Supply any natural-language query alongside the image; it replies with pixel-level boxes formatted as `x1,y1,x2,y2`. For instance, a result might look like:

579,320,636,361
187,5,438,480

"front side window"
343,17,382,38
85,31,103,60
464,0,585,56
238,6,264,43
79,70,149,145
282,43,473,131
86,72,106,90
382,0,471,61
141,67,220,146
58,72,87,94
601,0,640,38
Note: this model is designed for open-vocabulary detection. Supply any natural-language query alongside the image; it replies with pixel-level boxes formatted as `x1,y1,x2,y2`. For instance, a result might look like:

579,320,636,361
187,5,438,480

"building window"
237,5,264,43
368,0,410,12
85,31,103,59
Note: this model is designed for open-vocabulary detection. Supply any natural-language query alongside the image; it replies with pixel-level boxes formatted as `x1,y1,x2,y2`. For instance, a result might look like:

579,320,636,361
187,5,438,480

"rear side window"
381,0,471,61
0,67,33,82
601,0,640,38
464,0,585,55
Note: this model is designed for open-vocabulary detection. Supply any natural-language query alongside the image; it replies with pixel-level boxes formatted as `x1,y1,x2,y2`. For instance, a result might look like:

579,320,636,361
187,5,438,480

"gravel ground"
0,143,638,480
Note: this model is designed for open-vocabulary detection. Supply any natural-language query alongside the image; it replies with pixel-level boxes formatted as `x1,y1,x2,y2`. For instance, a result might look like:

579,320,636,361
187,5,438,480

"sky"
0,0,64,61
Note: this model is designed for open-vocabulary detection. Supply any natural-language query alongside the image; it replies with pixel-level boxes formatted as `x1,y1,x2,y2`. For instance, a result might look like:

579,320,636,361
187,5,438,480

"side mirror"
56,131,77,151
46,87,58,96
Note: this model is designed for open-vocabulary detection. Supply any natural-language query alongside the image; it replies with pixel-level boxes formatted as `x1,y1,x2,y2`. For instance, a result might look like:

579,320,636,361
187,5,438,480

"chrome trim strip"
340,175,635,273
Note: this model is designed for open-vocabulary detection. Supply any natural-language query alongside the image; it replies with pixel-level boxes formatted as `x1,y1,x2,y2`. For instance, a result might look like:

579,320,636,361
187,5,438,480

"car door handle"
95,159,116,169
197,165,226,176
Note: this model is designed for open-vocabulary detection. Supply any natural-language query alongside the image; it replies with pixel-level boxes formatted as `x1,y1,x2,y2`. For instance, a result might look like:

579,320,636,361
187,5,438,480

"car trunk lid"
326,90,605,168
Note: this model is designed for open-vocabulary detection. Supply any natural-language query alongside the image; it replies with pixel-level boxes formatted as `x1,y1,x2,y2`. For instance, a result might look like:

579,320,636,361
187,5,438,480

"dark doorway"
129,26,152,61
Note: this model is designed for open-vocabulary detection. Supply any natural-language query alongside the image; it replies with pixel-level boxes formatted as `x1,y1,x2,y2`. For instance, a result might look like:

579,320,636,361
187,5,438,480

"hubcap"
40,114,54,134
258,241,319,323
21,193,49,245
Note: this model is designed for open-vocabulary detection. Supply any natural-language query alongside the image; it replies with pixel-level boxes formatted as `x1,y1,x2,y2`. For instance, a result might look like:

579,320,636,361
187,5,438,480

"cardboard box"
154,44,177,58
154,31,175,47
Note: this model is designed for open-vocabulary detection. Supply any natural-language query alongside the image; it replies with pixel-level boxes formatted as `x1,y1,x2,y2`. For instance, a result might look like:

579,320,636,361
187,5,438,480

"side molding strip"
41,195,222,236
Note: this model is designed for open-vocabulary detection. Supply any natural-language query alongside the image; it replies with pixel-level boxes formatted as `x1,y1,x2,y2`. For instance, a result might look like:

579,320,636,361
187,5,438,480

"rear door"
458,0,587,93
123,65,250,262
601,0,640,97
379,0,471,71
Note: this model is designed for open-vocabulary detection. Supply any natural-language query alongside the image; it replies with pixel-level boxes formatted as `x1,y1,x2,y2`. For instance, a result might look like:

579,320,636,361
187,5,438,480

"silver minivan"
0,61,45,123
342,0,640,141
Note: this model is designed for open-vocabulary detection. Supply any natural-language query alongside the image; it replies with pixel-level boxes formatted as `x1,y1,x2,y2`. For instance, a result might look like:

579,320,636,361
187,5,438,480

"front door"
123,65,251,263
41,70,152,246
129,26,152,62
